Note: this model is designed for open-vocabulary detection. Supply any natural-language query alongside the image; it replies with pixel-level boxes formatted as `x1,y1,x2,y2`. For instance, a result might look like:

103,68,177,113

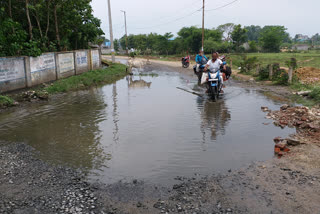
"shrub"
0,95,14,107
309,87,320,102
239,55,259,73
257,66,269,80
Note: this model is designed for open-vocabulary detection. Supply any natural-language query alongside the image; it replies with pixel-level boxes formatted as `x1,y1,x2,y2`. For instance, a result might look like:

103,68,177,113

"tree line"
0,0,104,57
116,24,319,55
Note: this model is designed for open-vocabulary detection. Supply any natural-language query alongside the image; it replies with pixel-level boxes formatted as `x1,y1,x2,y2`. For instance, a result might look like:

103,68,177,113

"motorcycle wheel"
183,62,189,68
209,84,218,101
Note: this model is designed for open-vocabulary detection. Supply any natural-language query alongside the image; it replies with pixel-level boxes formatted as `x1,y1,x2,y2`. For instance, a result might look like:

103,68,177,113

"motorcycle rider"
204,52,226,93
195,50,208,71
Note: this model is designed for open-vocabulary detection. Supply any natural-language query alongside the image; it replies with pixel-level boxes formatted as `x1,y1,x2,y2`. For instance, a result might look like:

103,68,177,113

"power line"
132,7,202,30
206,0,239,11
146,0,202,24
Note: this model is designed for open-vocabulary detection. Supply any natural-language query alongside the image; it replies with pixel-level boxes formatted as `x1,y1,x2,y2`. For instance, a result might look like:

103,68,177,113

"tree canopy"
0,0,103,57
259,26,288,52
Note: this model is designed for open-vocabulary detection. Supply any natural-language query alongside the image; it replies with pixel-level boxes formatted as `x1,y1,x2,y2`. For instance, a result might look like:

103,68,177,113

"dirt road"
1,60,320,214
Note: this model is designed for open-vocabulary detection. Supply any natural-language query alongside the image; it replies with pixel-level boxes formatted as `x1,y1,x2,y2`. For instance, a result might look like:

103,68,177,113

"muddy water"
0,68,294,185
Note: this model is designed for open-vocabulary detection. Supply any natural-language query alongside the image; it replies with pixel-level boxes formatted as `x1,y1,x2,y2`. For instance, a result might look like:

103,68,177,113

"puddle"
0,67,294,185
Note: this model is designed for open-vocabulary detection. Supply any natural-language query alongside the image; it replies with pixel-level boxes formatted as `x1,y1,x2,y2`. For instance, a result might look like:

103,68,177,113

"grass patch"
309,86,320,102
0,95,14,107
229,51,320,69
289,82,320,105
45,63,127,94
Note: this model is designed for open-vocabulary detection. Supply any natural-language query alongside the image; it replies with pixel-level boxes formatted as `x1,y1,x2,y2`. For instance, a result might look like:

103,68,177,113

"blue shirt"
195,54,208,64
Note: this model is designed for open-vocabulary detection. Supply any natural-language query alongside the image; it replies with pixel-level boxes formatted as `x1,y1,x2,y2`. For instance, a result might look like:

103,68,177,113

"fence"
0,49,101,93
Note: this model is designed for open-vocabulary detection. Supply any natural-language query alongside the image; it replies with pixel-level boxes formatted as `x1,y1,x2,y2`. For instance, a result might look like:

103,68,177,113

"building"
292,44,310,51
295,34,310,42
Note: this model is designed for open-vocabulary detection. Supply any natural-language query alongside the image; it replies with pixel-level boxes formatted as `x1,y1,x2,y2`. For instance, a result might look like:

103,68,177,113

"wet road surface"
0,64,294,185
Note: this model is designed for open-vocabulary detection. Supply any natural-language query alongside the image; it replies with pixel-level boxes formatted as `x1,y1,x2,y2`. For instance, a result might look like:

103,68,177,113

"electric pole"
202,0,205,51
121,10,129,55
107,0,115,62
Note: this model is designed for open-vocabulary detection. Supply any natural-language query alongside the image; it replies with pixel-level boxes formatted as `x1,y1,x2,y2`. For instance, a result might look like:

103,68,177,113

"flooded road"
0,65,294,185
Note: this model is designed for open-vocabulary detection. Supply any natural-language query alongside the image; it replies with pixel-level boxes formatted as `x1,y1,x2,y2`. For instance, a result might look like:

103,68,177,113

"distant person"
195,50,208,70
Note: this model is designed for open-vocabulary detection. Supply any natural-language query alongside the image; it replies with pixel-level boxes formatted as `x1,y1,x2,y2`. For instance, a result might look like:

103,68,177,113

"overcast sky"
91,0,319,40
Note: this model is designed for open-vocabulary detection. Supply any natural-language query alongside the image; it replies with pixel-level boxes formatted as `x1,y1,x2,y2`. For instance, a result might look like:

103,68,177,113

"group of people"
195,50,227,92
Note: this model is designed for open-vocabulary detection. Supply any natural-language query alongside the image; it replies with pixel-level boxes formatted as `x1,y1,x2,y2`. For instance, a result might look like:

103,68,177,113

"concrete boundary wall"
56,52,75,79
29,53,56,86
0,49,101,93
90,49,101,70
75,50,89,75
0,57,27,93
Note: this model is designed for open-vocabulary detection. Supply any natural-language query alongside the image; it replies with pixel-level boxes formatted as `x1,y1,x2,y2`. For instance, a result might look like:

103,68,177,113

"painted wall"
57,52,75,79
30,53,56,86
75,50,89,74
0,57,26,93
0,49,101,93
91,50,100,70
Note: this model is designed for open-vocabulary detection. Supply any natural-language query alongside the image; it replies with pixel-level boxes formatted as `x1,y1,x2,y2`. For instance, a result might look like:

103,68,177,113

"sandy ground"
1,59,320,214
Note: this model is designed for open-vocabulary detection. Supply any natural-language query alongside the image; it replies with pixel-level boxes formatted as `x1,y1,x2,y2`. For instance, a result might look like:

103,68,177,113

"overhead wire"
129,0,203,30
115,0,239,34
205,0,239,11
131,7,202,30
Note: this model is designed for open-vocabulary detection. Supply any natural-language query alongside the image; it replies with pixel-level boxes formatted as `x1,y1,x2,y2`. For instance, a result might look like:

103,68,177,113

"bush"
309,87,320,102
0,95,14,107
239,55,259,73
257,66,269,80
273,69,289,85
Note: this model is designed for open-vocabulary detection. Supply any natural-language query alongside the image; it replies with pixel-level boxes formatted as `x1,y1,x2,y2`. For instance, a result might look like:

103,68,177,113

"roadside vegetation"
229,51,320,69
0,95,14,107
0,0,104,57
45,62,127,94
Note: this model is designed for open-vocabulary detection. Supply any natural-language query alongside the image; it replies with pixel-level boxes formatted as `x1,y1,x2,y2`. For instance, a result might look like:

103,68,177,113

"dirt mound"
295,67,320,84
262,105,320,157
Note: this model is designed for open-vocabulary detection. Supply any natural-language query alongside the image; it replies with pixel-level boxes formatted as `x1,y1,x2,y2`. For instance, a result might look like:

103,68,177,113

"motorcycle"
181,56,190,68
207,69,222,101
193,57,209,82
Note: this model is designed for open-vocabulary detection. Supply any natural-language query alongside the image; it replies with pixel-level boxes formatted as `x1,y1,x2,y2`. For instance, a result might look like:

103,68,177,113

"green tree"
114,39,119,51
244,25,261,42
259,26,288,52
217,23,234,41
248,41,258,52
231,24,247,51
0,0,103,56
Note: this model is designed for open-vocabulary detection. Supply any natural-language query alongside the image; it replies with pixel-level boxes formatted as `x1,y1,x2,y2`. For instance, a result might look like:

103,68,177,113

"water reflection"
197,97,231,141
112,83,119,143
0,89,108,172
127,76,152,89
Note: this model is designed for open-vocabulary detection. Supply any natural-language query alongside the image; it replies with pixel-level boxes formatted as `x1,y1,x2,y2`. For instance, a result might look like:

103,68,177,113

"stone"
280,104,289,110
286,138,301,146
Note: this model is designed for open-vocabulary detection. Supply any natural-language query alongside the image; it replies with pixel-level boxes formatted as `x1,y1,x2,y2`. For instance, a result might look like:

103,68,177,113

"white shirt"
207,59,222,73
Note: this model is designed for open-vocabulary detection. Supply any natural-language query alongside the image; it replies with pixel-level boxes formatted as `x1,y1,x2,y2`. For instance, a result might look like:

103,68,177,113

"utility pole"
121,10,129,55
107,0,115,62
202,0,205,51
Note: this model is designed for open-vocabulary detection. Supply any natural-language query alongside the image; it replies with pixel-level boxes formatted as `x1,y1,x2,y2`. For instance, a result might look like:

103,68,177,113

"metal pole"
121,10,129,55
202,0,205,51
107,0,115,62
